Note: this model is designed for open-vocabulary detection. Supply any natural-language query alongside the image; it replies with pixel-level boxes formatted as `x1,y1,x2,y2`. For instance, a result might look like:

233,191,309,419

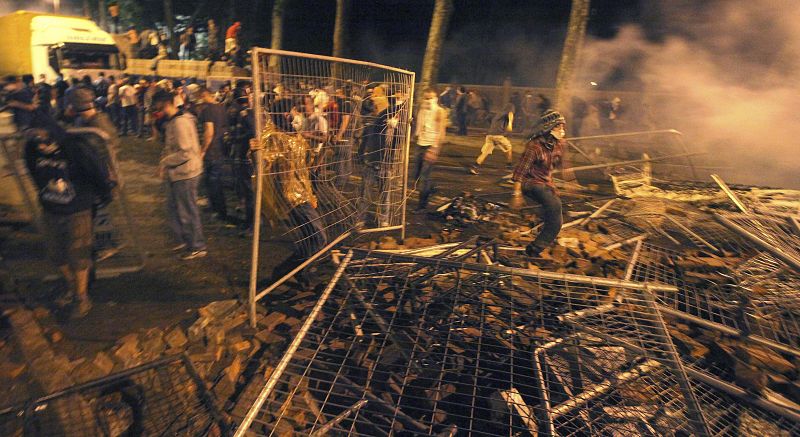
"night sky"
280,0,644,86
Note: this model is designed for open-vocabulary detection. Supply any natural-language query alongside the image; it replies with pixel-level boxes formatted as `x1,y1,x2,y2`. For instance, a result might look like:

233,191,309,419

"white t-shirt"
119,84,137,107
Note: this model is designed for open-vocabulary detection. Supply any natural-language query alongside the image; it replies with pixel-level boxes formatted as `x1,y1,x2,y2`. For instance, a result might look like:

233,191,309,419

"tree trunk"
554,0,591,110
419,0,454,94
164,0,177,58
270,0,285,51
98,0,107,30
268,0,286,71
332,0,349,58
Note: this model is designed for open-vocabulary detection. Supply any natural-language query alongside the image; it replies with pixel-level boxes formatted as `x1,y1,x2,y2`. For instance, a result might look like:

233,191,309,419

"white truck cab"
0,11,123,82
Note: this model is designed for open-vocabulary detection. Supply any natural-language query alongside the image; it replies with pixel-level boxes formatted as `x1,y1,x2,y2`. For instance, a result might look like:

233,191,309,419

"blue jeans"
413,146,434,208
203,160,227,218
166,175,206,251
522,182,563,252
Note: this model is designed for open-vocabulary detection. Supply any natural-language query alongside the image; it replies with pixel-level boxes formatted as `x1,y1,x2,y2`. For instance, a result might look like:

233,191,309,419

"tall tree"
98,0,107,30
332,0,349,58
419,0,454,93
554,0,591,109
268,0,286,71
270,0,285,51
164,0,177,57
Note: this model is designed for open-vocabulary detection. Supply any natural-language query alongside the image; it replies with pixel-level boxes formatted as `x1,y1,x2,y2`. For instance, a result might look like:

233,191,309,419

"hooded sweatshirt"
160,111,203,181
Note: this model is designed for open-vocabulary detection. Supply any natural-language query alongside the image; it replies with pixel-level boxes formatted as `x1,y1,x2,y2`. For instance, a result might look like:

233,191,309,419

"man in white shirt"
413,87,447,211
118,78,138,135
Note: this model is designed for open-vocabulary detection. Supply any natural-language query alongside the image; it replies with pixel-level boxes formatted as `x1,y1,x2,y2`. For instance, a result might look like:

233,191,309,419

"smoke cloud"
577,0,800,188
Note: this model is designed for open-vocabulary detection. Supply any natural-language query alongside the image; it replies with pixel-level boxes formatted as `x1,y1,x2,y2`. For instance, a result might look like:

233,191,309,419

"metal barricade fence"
247,48,415,326
0,128,145,280
0,354,229,436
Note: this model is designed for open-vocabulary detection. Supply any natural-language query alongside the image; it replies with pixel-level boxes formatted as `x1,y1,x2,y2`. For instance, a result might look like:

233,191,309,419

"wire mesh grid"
237,244,791,436
0,354,227,436
716,212,800,274
625,239,800,358
251,49,415,262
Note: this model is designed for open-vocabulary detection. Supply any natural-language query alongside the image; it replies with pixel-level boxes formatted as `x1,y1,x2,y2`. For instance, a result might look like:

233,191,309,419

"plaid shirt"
512,136,564,188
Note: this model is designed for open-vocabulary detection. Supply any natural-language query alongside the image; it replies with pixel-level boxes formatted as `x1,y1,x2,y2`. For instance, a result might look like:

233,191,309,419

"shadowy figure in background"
570,96,588,138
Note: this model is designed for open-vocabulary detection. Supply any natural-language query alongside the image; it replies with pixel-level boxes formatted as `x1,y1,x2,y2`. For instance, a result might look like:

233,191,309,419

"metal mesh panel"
236,246,800,436
250,49,415,262
0,355,227,436
716,212,800,274
626,239,800,357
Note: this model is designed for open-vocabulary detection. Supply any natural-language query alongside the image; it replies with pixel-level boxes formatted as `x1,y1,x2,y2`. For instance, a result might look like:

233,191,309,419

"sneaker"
525,244,542,258
181,250,208,260
468,165,479,175
70,299,92,319
55,291,75,308
170,243,188,252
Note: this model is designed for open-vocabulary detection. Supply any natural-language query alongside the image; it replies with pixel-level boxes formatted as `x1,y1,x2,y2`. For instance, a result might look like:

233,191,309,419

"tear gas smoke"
577,0,800,188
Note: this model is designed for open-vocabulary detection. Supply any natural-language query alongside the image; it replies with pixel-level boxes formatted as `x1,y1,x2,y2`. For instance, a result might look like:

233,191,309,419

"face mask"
550,126,566,140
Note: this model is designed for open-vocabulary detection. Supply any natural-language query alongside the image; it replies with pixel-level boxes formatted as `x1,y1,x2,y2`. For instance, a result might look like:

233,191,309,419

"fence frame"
247,48,416,327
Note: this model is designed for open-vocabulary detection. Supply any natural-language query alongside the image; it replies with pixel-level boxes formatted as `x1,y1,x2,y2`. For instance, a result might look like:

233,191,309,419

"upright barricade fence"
246,48,415,326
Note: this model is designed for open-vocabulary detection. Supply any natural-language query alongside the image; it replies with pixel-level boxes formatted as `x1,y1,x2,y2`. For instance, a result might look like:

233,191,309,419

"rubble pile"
234,177,800,435
238,244,800,436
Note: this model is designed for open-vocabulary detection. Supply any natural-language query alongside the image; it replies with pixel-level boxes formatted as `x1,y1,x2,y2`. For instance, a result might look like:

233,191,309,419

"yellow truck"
0,10,124,82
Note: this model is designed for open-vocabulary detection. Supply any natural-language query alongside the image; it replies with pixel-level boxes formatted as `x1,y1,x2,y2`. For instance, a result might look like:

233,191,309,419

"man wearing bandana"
511,109,568,258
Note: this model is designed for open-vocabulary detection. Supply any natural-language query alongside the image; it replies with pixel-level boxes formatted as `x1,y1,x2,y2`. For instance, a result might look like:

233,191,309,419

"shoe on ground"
525,244,542,258
182,249,208,260
55,291,75,308
70,299,92,319
170,243,188,252
468,165,479,175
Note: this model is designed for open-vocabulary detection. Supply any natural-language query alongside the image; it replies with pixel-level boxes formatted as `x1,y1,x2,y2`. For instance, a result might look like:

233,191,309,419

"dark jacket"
25,133,112,215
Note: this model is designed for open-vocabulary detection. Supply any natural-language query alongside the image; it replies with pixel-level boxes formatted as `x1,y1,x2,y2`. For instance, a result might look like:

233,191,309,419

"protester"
35,74,53,115
225,22,241,58
570,96,588,137
118,78,138,135
412,88,447,211
453,86,468,136
197,86,230,223
511,109,568,258
153,89,207,260
5,75,37,129
229,88,255,233
24,114,113,318
468,103,514,175
207,20,220,61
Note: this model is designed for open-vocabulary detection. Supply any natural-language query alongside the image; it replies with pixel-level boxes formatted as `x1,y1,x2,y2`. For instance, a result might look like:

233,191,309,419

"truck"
0,10,124,82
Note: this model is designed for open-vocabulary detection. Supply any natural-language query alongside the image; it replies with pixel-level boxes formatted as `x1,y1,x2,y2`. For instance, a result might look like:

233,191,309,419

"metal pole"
348,248,679,292
400,73,415,243
248,51,266,328
711,174,750,213
235,251,353,437
553,151,705,175
715,213,800,275
579,198,617,227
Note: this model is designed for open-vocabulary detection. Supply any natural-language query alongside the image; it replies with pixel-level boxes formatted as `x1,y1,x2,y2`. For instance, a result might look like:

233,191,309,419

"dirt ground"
0,130,540,364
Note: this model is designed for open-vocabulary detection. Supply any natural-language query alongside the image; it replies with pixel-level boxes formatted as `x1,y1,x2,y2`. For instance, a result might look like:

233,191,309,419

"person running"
468,103,515,175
